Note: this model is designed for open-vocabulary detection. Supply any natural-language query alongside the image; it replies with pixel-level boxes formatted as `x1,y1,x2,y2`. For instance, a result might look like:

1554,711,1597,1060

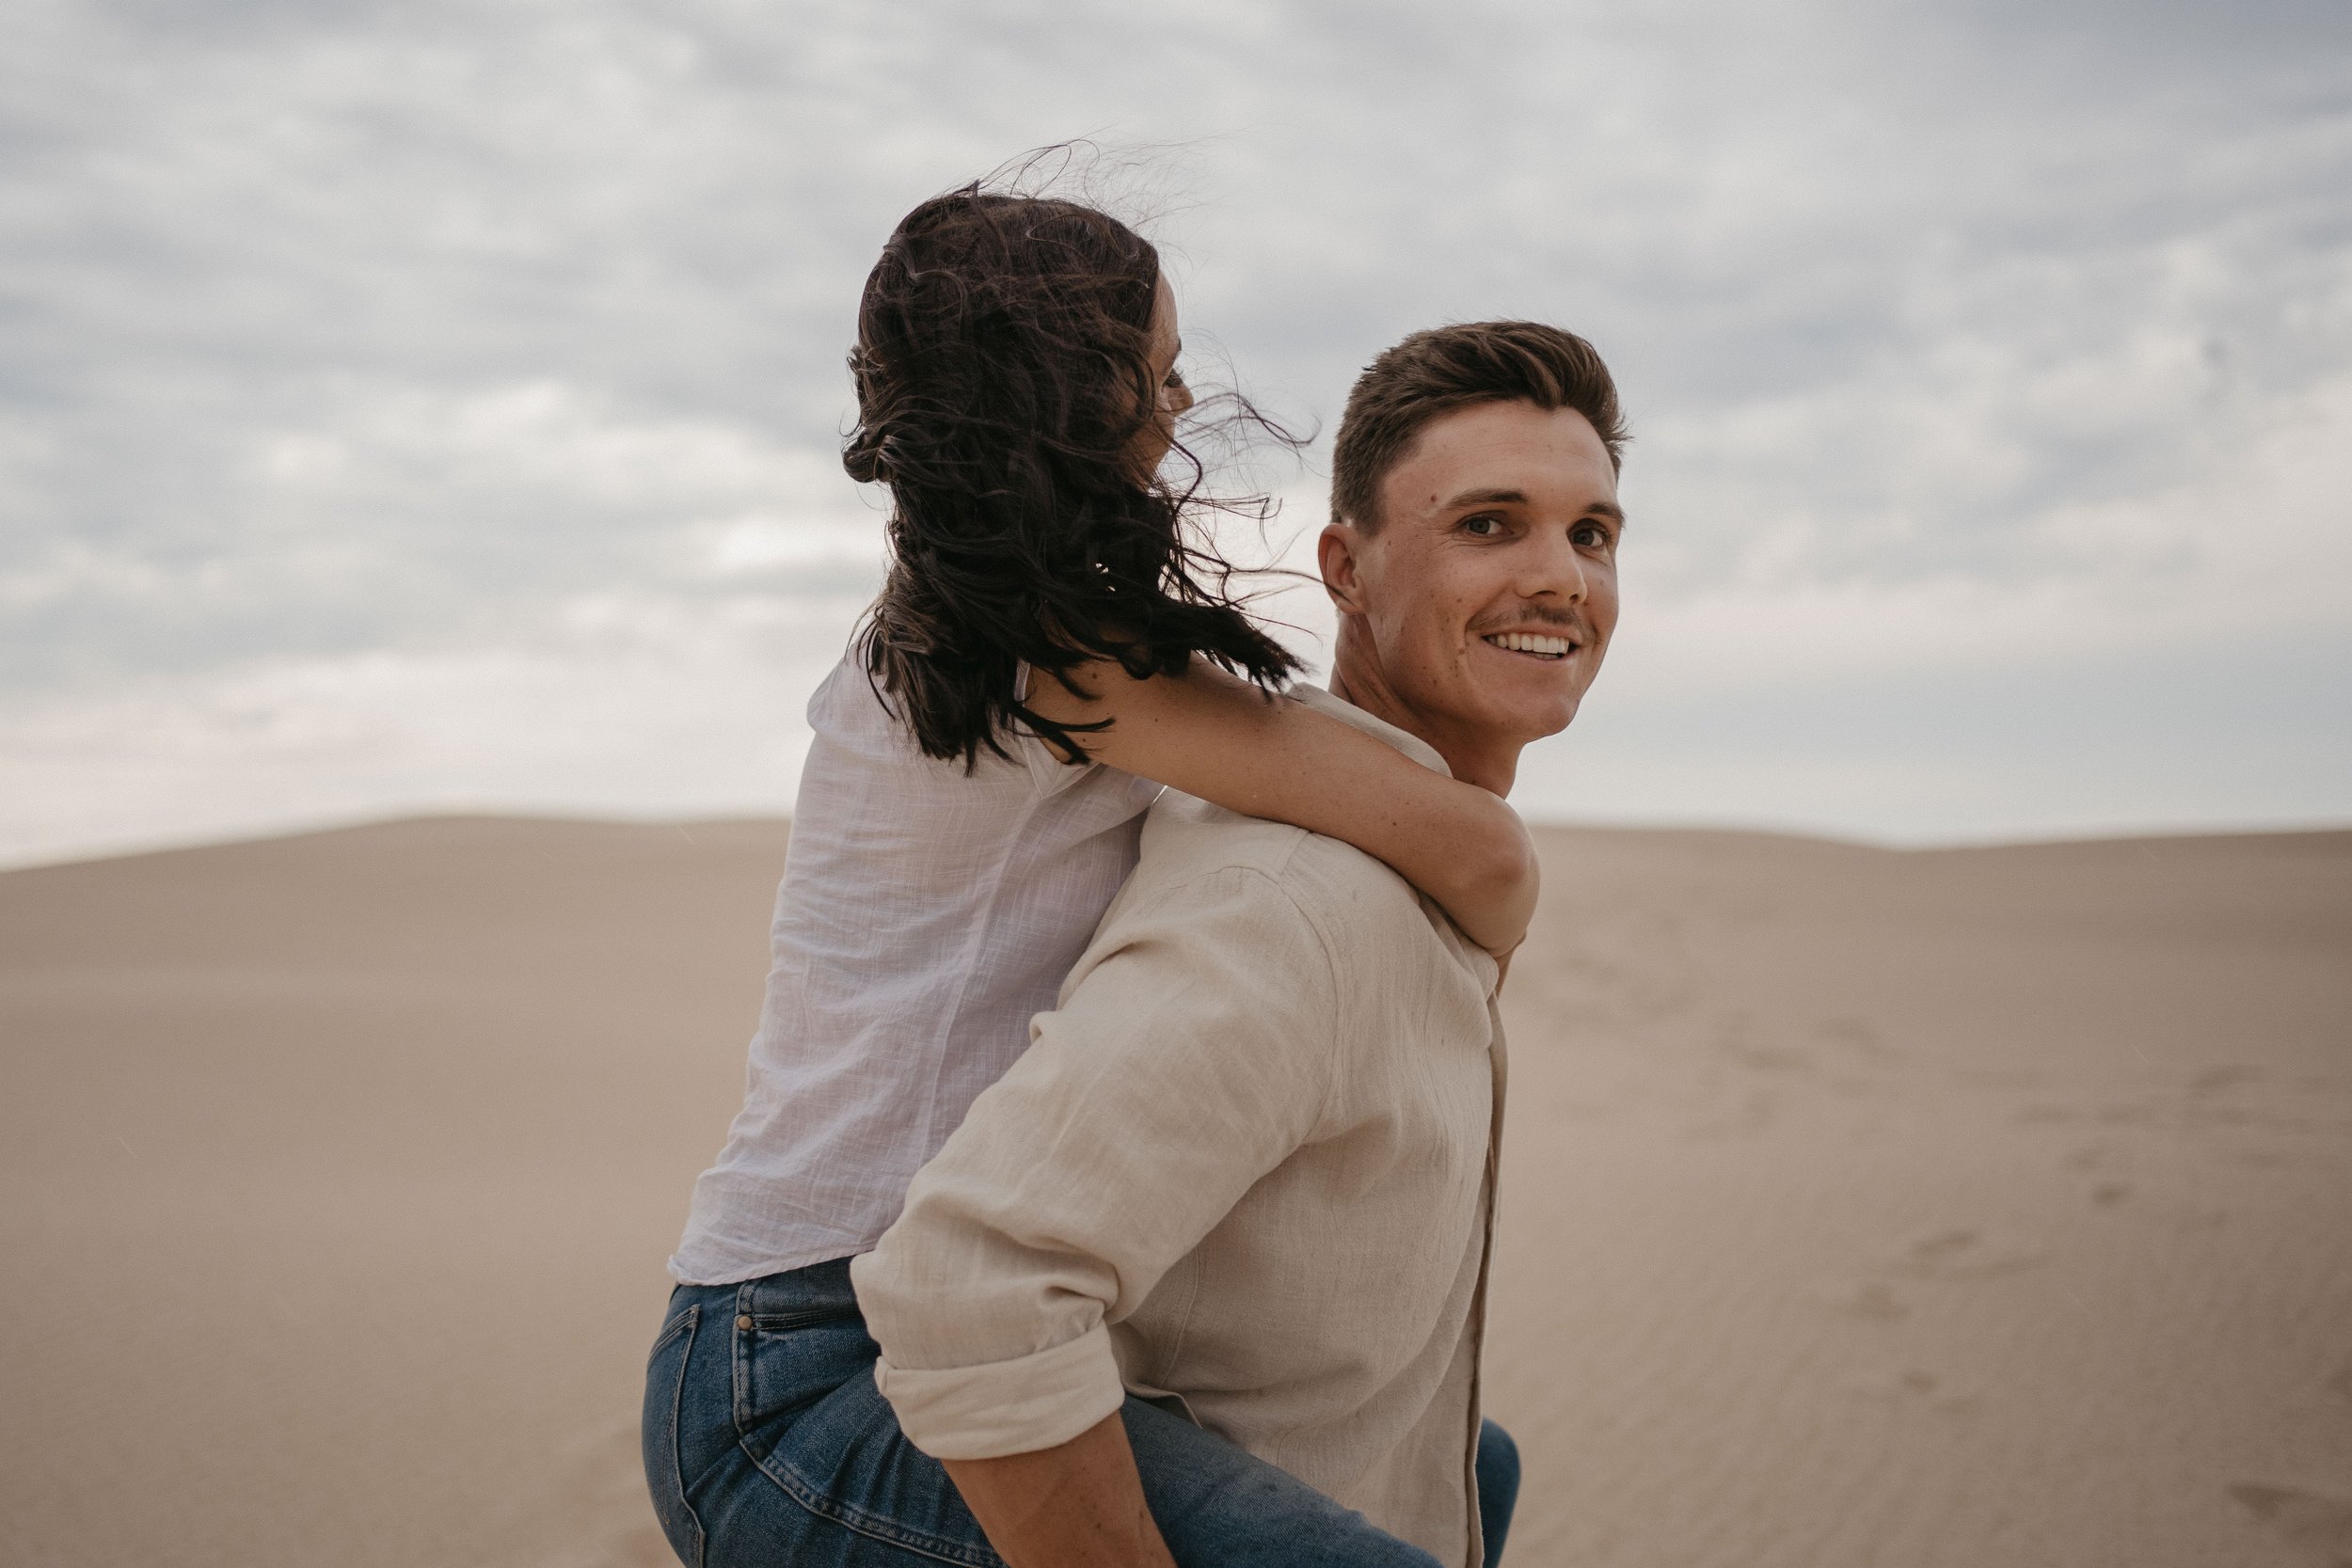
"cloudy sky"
5,0,2349,864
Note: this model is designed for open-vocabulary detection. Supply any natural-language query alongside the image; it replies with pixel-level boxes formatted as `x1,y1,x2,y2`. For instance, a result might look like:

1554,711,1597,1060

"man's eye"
1462,515,1502,537
1573,522,1612,547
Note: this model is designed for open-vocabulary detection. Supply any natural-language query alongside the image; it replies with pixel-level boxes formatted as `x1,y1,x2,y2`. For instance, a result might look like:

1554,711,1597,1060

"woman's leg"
1475,1418,1519,1567
1120,1397,1444,1568
644,1265,1002,1567
642,1266,1447,1568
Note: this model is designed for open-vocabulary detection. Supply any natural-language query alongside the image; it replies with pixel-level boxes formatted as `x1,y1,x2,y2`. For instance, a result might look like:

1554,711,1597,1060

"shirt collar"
1288,684,1453,780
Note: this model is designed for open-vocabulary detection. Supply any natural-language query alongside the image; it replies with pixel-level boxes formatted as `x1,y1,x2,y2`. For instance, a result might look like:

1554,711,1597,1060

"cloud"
1,0,2347,861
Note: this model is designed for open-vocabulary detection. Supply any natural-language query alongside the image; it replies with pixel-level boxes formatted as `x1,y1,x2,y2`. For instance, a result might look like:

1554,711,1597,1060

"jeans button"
736,1314,754,1330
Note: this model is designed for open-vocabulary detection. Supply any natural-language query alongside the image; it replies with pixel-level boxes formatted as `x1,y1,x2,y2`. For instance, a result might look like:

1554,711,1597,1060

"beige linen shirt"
851,687,1507,1566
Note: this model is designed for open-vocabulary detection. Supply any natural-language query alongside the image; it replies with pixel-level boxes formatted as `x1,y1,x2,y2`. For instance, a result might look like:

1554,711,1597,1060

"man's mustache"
1468,606,1593,641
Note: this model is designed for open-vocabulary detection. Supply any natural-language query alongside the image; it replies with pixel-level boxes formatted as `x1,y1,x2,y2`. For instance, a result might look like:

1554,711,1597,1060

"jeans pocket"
642,1304,707,1568
733,1308,878,1447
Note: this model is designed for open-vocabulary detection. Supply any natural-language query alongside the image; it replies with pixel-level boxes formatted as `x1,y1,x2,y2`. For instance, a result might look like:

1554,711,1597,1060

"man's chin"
1456,685,1584,747
1480,656,1593,722
1518,696,1583,741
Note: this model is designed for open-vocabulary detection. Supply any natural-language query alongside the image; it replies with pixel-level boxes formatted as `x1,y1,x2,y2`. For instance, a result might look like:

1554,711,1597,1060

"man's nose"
1518,526,1590,603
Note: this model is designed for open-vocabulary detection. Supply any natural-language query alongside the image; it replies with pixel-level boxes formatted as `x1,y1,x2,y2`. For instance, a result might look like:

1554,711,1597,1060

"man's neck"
1326,647,1522,798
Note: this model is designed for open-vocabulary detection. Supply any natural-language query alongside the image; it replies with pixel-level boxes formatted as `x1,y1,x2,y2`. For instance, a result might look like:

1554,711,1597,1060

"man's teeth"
1485,632,1572,657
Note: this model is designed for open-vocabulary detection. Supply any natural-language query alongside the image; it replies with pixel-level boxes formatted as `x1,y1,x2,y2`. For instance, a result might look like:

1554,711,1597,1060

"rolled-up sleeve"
850,863,1341,1460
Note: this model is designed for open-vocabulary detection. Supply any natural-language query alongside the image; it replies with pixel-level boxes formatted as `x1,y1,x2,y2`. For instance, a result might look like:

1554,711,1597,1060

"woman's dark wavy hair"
846,178,1301,767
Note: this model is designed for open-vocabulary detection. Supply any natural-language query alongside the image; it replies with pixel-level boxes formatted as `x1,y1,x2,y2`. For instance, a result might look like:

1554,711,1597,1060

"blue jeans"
643,1259,1518,1567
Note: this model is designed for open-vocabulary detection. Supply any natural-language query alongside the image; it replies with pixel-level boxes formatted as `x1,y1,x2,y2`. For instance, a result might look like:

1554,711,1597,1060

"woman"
644,175,1526,1567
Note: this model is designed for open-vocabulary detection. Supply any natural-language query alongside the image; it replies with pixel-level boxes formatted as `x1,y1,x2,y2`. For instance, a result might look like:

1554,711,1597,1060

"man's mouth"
1481,631,1576,660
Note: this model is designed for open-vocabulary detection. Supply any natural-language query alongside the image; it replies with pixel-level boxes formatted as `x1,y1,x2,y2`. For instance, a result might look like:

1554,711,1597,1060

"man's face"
1321,400,1622,760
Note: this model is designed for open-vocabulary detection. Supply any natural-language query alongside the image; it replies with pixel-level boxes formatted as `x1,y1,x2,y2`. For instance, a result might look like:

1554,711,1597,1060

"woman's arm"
1026,657,1537,957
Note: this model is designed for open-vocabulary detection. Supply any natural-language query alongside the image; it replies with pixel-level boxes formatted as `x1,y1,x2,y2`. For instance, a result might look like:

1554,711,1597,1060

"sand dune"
3,817,2346,1567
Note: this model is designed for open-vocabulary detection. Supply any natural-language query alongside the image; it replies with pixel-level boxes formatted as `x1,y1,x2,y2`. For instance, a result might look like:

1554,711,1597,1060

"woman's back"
669,656,1158,1284
667,179,1537,1289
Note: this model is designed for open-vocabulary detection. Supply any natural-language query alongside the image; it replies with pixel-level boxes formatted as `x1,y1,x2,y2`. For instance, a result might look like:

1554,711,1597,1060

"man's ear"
1318,522,1368,617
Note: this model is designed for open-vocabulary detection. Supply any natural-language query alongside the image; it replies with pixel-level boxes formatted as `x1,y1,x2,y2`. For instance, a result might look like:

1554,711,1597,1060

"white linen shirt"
854,688,1507,1567
670,654,1161,1285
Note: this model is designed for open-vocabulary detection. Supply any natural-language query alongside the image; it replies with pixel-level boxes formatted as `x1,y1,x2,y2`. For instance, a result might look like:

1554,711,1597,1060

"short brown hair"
1330,321,1628,531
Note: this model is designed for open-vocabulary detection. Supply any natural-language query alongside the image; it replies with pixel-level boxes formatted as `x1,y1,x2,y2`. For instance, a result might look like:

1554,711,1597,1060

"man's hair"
1330,321,1628,531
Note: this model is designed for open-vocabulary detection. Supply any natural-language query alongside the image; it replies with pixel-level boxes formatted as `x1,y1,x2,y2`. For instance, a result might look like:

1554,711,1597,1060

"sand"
2,816,2346,1567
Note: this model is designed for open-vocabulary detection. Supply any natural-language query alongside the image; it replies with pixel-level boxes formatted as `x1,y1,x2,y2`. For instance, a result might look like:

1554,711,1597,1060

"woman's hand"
1027,657,1541,957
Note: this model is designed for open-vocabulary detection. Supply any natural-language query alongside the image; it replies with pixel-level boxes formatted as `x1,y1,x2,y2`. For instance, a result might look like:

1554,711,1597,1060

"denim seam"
730,1282,756,1436
746,1442,1006,1568
651,1307,695,1354
660,1304,708,1568
724,1282,1001,1566
749,1306,860,1332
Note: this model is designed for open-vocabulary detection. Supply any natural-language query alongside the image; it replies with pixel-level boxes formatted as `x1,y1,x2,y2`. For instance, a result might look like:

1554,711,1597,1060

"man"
853,320,1629,1568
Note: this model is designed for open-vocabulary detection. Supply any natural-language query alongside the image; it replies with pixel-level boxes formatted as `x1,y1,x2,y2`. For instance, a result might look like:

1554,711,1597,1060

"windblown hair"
847,182,1300,767
1331,321,1629,532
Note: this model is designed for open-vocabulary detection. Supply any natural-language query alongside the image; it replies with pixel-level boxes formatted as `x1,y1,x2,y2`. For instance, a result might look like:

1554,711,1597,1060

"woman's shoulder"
800,651,1152,812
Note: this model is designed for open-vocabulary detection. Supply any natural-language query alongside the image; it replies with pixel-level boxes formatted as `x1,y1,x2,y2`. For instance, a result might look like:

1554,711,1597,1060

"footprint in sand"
2190,1064,2264,1098
1842,1367,1980,1416
1888,1227,2050,1281
1688,1088,1778,1139
1725,1040,1814,1073
2227,1482,2352,1566
1817,1015,1902,1067
1812,1279,1910,1322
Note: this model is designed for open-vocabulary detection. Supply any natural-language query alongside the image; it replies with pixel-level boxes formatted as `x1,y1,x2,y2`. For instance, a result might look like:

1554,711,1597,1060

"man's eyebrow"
1443,486,1628,525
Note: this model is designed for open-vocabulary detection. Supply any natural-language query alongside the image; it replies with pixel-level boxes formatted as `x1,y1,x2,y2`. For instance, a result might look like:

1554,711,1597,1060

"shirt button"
736,1314,754,1331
